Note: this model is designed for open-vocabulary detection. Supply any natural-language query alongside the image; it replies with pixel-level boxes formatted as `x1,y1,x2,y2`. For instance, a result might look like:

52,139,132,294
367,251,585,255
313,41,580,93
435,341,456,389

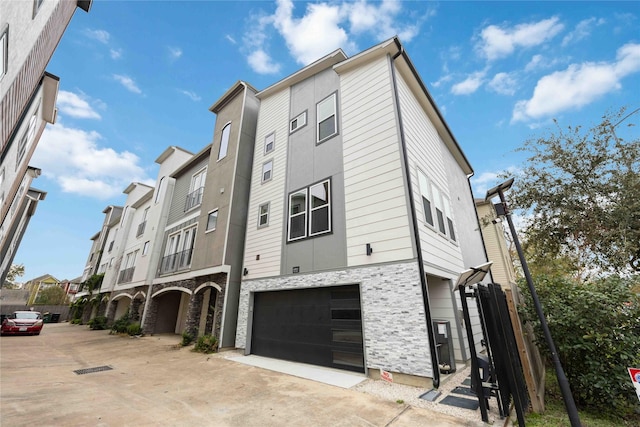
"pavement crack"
384,405,410,426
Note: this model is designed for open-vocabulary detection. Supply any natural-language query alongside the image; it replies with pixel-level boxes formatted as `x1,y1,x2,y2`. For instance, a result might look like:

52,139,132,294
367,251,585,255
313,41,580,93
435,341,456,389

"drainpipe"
390,42,440,389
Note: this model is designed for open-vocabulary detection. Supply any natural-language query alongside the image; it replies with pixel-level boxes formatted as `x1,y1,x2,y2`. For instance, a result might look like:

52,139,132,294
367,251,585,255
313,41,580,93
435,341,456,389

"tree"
506,107,640,275
3,264,25,288
35,286,68,305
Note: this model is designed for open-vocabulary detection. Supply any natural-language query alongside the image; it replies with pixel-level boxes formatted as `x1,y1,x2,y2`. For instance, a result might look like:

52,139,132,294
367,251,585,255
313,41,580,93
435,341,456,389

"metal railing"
184,187,204,211
136,221,146,237
158,248,193,275
118,267,135,284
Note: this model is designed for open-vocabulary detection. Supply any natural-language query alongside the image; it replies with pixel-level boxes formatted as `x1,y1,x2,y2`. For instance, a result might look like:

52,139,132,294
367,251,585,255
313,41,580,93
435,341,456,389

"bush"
180,330,194,347
519,275,640,415
127,323,142,336
111,312,131,334
70,318,82,325
88,316,108,330
194,335,218,354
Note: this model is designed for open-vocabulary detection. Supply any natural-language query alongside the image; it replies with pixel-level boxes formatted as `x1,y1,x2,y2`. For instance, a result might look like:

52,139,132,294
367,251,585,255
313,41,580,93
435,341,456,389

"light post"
485,178,581,427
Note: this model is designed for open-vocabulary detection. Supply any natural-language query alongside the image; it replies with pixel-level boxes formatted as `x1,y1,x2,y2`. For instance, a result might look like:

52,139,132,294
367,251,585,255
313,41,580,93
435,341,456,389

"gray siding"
167,157,209,226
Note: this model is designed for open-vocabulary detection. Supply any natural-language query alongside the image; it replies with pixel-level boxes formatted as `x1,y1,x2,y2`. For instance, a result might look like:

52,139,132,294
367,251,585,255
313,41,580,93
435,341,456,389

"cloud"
168,46,183,60
471,167,520,197
248,49,281,74
512,43,640,122
225,35,236,44
113,74,142,94
346,0,420,42
84,28,110,44
488,72,518,96
562,17,605,46
56,91,101,119
477,17,564,60
451,70,486,95
110,48,123,59
178,89,202,102
31,123,151,200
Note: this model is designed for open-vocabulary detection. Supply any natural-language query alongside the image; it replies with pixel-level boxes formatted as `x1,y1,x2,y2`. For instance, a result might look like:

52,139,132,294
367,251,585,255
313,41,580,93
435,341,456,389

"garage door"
251,285,364,373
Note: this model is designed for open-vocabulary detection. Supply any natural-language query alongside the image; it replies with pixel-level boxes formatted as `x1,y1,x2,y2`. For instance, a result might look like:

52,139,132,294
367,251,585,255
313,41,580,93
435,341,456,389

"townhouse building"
80,205,123,283
0,0,92,286
235,37,489,386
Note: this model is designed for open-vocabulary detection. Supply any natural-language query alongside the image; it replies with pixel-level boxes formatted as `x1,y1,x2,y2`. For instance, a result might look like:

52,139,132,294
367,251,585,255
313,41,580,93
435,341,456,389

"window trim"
217,122,231,161
264,131,275,154
0,25,8,81
258,202,270,228
155,177,165,204
261,159,273,183
308,179,331,237
417,167,457,243
287,188,308,242
142,241,150,256
290,111,307,134
287,178,332,243
316,92,338,144
32,0,45,18
206,208,219,232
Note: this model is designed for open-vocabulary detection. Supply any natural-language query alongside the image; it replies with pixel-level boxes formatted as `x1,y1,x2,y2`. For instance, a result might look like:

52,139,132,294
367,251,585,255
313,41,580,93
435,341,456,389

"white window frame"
417,169,435,228
16,106,38,168
218,122,231,160
290,111,307,133
288,188,308,241
262,160,273,183
185,166,207,211
264,132,275,154
206,209,219,232
121,206,128,226
287,179,332,242
32,0,45,18
258,202,269,228
155,177,165,203
309,180,331,237
317,93,337,143
443,195,456,242
142,241,150,256
0,25,7,81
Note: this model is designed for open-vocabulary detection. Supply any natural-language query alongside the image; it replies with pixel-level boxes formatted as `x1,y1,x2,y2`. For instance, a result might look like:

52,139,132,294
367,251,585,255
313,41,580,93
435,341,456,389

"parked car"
1,311,44,335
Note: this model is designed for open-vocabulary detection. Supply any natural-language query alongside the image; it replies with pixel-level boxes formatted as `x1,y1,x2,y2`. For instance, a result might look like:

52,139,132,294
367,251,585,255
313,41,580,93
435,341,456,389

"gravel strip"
353,366,506,426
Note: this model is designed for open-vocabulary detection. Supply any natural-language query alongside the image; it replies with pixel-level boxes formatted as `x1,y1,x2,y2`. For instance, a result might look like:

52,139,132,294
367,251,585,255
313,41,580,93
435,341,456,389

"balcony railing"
136,220,146,237
118,267,135,284
158,248,193,275
184,187,204,211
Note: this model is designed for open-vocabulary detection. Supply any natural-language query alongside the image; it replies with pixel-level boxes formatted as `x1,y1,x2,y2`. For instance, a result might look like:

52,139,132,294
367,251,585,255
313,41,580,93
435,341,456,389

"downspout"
390,41,440,389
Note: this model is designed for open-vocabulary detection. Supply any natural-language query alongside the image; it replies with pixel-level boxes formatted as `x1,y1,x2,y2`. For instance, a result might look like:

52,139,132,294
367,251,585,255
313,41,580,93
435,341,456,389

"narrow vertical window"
443,197,456,242
155,177,165,203
264,132,275,154
258,203,270,228
309,180,331,236
0,26,7,80
262,160,273,183
288,189,307,241
418,170,434,226
432,186,446,235
32,0,45,18
142,241,150,255
317,93,337,143
218,123,231,160
206,209,218,231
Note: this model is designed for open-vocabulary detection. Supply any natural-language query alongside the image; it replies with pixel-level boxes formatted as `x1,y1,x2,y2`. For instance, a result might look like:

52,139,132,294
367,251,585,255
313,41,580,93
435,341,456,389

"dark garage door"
251,285,364,373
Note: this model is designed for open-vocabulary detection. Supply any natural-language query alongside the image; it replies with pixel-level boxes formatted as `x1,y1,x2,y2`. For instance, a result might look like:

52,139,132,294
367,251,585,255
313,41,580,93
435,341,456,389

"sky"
13,0,640,282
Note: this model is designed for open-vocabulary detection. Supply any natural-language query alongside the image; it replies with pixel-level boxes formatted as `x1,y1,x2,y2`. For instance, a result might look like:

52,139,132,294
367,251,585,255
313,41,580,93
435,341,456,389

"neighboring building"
0,0,92,285
80,205,123,284
25,273,60,305
60,276,82,299
235,37,489,386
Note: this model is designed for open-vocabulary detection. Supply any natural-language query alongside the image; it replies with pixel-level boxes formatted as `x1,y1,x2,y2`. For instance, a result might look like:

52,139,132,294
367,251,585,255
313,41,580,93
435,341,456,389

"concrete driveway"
1,323,473,426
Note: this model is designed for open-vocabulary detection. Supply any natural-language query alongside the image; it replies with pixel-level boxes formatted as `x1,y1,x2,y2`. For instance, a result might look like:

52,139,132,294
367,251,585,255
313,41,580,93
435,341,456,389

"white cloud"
32,123,151,200
178,89,202,102
110,48,123,59
84,28,110,44
56,91,101,119
248,49,281,74
346,0,420,42
168,46,183,60
225,35,237,44
525,54,544,72
562,17,605,46
488,72,518,96
451,71,486,95
477,17,564,60
431,74,452,88
471,167,520,198
113,74,142,94
513,43,640,122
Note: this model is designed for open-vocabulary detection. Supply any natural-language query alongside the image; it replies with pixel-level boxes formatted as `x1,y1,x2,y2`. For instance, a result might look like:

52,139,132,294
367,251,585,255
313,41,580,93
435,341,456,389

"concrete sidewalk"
1,323,479,426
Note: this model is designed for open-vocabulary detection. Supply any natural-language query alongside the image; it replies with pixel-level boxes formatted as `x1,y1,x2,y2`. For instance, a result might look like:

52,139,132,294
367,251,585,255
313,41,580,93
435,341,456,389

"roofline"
155,146,194,164
171,144,212,178
209,81,258,113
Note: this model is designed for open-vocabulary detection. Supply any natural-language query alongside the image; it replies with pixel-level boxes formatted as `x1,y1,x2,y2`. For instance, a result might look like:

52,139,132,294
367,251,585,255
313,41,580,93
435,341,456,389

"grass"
523,372,640,427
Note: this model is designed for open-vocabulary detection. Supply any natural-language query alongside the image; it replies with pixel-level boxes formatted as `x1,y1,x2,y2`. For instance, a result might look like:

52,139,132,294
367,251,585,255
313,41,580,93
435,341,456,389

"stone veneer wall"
235,261,434,378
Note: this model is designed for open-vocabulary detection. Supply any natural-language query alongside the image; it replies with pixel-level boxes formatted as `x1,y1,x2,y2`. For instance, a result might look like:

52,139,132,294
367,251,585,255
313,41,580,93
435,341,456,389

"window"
185,167,206,211
218,123,231,160
418,168,457,242
262,160,273,183
32,0,45,18
0,167,4,186
290,111,307,133
287,179,331,242
160,226,196,274
0,26,7,80
317,93,337,143
258,203,269,228
418,170,434,226
108,240,114,252
206,209,218,231
142,241,150,255
16,108,38,167
155,177,165,203
432,186,446,234
121,206,128,226
264,132,275,154
443,196,456,242
137,207,149,237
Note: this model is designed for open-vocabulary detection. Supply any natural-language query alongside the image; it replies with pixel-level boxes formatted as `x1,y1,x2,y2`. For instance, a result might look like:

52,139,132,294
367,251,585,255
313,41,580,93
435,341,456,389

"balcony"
158,248,193,275
118,267,135,284
184,187,204,211
136,220,146,237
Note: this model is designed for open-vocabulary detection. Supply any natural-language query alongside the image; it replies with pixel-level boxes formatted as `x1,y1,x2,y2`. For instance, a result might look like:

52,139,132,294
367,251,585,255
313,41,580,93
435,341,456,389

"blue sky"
14,0,640,282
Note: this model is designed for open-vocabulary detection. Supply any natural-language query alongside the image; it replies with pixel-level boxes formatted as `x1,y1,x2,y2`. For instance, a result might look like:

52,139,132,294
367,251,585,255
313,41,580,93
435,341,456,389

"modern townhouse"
0,0,92,286
142,82,259,347
80,205,123,284
236,37,489,386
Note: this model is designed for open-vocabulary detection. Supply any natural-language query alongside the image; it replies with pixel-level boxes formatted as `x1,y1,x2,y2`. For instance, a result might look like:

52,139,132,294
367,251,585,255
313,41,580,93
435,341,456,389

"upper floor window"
142,241,150,256
0,167,5,186
264,132,275,154
418,170,434,227
16,107,38,168
262,160,273,183
32,0,45,18
287,179,331,242
317,93,337,143
258,202,269,228
185,167,206,211
418,168,456,242
137,207,149,237
206,209,218,231
0,25,7,80
218,123,231,160
160,225,197,274
121,206,128,226
155,177,165,203
290,111,307,133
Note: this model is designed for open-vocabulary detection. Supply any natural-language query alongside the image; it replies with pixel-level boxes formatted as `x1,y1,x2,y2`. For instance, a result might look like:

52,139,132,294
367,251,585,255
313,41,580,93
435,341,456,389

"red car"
1,311,44,335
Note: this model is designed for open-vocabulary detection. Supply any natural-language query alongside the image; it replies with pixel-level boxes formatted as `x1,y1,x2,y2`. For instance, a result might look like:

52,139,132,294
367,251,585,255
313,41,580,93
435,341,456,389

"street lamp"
485,178,581,427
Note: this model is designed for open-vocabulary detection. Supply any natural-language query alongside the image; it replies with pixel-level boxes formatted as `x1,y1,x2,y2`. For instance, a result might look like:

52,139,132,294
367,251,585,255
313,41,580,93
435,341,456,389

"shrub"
111,312,131,334
127,323,142,336
519,275,640,415
70,318,82,325
180,330,194,347
194,335,218,354
88,316,108,330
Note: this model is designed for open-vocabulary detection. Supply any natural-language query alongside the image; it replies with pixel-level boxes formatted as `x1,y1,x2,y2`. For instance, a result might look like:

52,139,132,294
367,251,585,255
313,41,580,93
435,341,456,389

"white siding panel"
396,72,465,275
242,89,290,279
340,56,413,266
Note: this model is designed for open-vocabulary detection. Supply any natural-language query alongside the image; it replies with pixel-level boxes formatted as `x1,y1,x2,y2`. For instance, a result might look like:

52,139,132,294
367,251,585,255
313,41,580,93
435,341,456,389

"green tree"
506,107,640,274
3,264,25,288
35,286,68,305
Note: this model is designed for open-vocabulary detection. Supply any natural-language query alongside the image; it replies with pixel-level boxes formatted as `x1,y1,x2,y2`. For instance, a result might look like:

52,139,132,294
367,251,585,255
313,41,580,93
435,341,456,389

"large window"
160,225,197,274
185,167,206,211
317,93,337,143
0,25,7,80
418,168,456,242
218,123,231,160
287,179,331,242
